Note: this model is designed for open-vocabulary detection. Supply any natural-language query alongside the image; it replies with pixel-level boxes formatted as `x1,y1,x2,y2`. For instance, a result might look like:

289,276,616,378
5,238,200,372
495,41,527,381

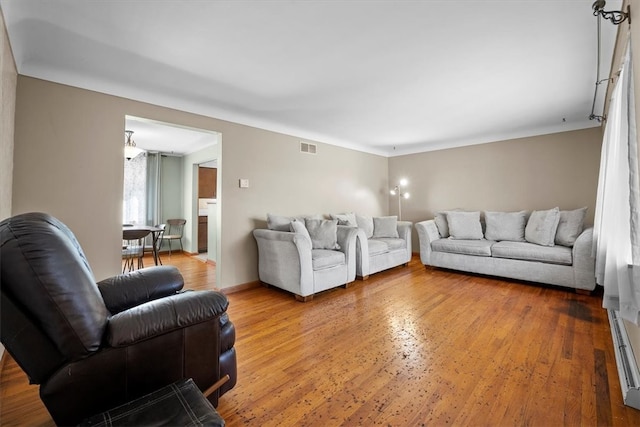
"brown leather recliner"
0,212,237,425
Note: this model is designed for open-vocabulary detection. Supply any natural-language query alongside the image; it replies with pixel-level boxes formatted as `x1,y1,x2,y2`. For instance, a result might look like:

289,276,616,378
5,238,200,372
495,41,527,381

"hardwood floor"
2,253,640,426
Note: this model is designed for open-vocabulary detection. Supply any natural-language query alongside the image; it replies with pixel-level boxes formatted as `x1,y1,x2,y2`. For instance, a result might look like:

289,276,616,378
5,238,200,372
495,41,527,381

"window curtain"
593,39,640,324
146,152,162,227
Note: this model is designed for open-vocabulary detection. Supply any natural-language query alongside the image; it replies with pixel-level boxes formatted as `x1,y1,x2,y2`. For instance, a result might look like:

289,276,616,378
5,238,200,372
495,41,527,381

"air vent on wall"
300,141,317,154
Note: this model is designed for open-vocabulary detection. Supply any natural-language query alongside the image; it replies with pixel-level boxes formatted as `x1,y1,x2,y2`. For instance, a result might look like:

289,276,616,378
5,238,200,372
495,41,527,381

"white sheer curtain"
123,153,147,225
594,39,640,324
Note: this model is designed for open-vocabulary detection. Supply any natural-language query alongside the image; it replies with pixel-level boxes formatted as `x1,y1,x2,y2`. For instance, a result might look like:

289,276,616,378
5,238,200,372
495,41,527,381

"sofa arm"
572,227,596,290
97,266,184,314
398,221,413,262
415,220,440,265
337,226,359,282
107,290,229,347
253,229,314,295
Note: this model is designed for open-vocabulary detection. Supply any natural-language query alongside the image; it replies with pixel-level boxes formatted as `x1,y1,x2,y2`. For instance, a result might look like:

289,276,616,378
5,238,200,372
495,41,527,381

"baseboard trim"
220,280,261,294
608,309,640,410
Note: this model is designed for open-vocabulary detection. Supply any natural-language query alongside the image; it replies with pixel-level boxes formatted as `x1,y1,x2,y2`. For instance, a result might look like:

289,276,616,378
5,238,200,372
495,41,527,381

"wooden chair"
161,219,186,257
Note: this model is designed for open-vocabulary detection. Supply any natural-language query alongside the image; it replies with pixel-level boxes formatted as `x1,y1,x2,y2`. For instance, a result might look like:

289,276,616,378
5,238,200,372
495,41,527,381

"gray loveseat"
331,213,412,279
415,208,596,292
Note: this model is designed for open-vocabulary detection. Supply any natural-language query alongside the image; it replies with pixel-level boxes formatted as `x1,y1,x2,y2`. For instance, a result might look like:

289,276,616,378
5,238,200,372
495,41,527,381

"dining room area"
121,116,220,278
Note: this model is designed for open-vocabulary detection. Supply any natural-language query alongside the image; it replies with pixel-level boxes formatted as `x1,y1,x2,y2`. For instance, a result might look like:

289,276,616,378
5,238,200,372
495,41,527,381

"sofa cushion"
330,212,358,227
434,212,450,238
311,249,346,270
372,216,399,238
368,239,390,256
446,211,483,240
491,241,572,265
555,207,587,247
268,213,321,231
431,238,494,257
484,211,527,242
525,207,560,246
289,219,311,241
305,219,340,250
368,237,405,256
356,214,374,238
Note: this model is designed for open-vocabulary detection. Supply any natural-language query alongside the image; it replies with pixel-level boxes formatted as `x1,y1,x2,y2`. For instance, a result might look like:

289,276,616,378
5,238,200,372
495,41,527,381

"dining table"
122,225,164,266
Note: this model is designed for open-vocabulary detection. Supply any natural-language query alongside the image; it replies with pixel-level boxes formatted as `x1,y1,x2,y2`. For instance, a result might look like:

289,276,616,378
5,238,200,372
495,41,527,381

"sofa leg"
343,282,353,289
357,275,369,281
576,289,592,296
295,294,314,302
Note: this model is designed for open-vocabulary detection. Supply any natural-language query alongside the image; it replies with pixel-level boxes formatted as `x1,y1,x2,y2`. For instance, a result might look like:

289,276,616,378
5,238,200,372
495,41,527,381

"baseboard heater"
609,309,640,410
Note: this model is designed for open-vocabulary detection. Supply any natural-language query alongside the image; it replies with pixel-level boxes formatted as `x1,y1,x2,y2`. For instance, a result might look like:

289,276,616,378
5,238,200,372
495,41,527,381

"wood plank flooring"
2,253,640,426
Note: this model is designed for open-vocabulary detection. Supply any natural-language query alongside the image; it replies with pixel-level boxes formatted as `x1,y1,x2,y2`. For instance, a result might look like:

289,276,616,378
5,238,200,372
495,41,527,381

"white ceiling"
0,0,621,157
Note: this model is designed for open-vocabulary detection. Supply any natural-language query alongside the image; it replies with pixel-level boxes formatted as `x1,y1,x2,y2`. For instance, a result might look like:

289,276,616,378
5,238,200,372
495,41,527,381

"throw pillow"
372,216,399,238
484,211,527,242
267,213,292,231
356,214,374,238
289,219,311,241
555,207,587,247
305,219,340,250
525,207,561,246
446,211,483,240
434,212,450,238
330,212,358,227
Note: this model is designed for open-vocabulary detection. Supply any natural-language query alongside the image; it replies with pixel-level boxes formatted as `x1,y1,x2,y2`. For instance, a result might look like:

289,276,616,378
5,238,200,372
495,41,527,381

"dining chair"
122,228,150,272
144,224,165,265
162,219,186,257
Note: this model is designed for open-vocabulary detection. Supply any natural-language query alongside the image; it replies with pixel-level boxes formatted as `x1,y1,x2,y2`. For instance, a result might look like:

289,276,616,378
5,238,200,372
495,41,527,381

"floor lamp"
390,178,410,220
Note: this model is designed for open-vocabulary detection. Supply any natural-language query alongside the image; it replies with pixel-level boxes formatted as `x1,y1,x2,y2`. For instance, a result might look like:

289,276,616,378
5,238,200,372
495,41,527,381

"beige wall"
389,127,603,252
0,6,17,366
12,76,388,285
1,10,16,221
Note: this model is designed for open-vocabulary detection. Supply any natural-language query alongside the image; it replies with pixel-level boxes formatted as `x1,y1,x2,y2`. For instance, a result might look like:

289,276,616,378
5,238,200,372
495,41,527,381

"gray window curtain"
593,39,640,324
146,152,162,227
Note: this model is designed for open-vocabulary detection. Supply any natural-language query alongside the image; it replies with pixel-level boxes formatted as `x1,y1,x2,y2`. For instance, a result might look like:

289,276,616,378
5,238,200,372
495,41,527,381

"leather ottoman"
78,378,224,426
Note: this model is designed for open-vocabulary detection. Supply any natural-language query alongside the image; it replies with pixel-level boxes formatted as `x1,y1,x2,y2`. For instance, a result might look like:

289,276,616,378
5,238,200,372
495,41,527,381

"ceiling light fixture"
390,178,410,220
124,130,144,160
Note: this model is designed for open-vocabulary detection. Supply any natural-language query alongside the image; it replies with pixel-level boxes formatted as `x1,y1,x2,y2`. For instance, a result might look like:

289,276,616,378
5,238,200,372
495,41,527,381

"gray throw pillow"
356,214,374,238
289,219,311,241
434,212,450,238
484,211,527,242
525,207,560,246
372,216,399,238
305,219,340,250
330,212,357,227
267,213,293,231
446,211,483,240
555,207,587,247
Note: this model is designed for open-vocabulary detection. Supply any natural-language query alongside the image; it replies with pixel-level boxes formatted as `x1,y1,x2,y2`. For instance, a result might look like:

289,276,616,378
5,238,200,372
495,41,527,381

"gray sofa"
415,208,596,292
331,213,412,279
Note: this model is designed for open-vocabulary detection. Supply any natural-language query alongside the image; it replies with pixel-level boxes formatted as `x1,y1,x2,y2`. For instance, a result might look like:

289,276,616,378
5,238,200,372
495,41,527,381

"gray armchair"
253,225,358,301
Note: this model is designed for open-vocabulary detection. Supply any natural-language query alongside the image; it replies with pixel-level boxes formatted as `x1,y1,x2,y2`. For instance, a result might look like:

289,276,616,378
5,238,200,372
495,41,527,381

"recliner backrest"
0,213,110,362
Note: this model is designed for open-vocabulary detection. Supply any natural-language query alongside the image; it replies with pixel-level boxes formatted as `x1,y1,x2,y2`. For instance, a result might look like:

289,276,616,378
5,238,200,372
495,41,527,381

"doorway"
123,115,221,284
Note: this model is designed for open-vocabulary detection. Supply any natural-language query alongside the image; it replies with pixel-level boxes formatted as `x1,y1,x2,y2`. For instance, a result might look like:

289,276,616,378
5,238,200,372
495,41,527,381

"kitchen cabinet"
198,167,217,199
198,216,208,252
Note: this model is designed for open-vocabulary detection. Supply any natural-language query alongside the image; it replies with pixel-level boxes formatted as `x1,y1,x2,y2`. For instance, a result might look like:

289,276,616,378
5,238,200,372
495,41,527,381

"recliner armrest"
107,290,229,347
97,266,184,314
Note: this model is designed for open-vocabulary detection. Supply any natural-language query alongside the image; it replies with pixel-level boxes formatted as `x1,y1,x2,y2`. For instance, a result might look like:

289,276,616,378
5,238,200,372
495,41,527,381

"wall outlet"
239,179,249,188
